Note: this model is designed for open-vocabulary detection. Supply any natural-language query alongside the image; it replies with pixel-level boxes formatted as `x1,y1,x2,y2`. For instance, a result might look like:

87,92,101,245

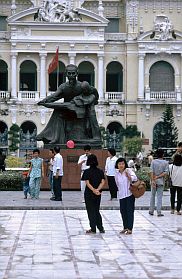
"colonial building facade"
0,0,182,156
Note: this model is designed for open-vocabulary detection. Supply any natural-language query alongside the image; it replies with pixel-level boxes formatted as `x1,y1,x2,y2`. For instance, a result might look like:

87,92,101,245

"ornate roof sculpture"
34,0,82,23
150,15,176,40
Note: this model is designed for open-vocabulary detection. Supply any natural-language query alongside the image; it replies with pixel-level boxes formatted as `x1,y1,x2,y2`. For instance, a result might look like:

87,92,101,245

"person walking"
28,149,44,199
148,151,154,167
78,145,91,202
48,148,55,198
50,146,63,201
105,148,118,200
115,158,138,235
169,154,182,215
149,149,169,217
172,142,182,161
0,150,6,172
81,154,105,234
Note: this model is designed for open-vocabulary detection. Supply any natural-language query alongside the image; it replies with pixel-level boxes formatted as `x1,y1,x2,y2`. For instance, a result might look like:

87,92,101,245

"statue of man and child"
37,64,101,147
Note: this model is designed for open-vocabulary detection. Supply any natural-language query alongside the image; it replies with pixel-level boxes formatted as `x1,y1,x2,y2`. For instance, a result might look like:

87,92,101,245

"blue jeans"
149,184,164,214
23,177,30,197
49,171,54,196
119,195,135,231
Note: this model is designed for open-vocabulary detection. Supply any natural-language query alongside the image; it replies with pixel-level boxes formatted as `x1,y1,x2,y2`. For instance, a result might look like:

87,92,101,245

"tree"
124,125,141,138
153,105,178,149
8,124,20,152
122,137,143,157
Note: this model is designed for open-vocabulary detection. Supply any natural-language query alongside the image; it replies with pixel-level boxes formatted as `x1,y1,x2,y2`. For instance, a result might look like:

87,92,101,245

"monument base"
40,148,108,190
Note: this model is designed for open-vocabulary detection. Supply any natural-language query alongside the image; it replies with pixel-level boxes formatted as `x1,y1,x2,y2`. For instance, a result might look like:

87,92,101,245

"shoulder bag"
129,180,146,198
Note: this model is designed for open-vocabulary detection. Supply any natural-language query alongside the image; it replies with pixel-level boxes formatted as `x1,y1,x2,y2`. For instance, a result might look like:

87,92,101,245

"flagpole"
57,60,59,89
57,47,59,89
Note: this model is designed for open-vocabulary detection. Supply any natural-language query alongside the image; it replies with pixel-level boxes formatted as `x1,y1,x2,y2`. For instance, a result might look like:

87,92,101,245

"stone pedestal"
40,149,108,190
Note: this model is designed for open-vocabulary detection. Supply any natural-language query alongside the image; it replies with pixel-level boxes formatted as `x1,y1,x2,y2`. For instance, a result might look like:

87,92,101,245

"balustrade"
105,92,124,101
0,91,10,99
18,91,39,101
105,33,127,41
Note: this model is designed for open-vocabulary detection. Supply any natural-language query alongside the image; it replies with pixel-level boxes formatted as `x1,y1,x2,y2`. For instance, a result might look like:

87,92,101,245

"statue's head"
81,81,90,95
66,64,78,84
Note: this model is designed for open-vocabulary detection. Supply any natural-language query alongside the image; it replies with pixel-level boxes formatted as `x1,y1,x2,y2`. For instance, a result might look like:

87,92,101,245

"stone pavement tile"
53,269,77,279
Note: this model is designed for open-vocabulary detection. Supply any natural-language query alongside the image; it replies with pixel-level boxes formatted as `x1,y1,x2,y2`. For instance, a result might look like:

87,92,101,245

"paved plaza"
0,209,182,279
0,190,170,210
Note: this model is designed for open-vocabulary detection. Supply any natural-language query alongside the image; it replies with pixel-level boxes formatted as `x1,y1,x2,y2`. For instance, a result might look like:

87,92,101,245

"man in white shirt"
105,148,118,200
78,145,91,202
50,146,63,201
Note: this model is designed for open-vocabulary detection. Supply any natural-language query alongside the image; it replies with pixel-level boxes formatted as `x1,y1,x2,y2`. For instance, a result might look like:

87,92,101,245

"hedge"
0,171,23,190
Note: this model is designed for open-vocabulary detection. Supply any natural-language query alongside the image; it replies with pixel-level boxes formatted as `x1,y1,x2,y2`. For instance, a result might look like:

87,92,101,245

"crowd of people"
1,141,182,235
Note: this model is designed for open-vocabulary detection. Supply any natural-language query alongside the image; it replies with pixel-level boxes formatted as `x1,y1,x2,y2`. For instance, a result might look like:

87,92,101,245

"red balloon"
66,140,75,149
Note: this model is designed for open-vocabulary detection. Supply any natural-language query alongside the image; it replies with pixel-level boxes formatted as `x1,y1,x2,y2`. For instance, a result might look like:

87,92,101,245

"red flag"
48,47,59,74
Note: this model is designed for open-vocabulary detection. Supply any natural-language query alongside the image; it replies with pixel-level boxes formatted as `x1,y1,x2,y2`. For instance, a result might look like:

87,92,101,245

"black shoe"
54,198,62,201
99,230,105,233
149,211,154,216
157,213,164,217
50,197,56,201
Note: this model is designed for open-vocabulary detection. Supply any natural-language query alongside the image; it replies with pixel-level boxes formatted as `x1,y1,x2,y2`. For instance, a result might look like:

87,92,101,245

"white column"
11,53,17,99
68,53,76,65
39,53,47,99
138,53,145,99
97,54,104,100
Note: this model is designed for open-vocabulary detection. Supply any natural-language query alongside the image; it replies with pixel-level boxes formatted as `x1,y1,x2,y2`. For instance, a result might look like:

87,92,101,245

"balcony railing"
0,31,10,40
0,91,10,99
145,88,181,102
105,92,124,102
18,91,39,101
105,33,127,41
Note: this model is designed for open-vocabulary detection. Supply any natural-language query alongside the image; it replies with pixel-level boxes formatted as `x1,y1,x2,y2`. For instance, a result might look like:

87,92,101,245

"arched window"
0,121,8,147
0,60,8,91
78,61,95,86
49,61,66,91
19,121,37,152
153,121,165,149
105,122,124,150
20,60,37,91
106,62,123,92
149,61,175,91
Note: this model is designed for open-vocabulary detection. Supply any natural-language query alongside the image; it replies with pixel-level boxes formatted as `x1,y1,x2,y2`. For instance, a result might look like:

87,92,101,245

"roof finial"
11,0,17,15
98,0,104,17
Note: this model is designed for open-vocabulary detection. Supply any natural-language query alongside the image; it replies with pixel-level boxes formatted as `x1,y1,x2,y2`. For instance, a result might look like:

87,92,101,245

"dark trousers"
107,176,118,199
170,186,182,212
85,195,104,232
0,165,5,172
119,195,135,230
53,176,62,200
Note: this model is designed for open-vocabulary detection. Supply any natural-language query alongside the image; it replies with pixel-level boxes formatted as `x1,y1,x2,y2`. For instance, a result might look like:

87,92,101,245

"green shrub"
136,167,150,190
0,171,23,190
5,156,26,168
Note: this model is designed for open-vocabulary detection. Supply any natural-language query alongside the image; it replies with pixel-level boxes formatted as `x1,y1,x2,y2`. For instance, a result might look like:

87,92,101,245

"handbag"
129,180,146,198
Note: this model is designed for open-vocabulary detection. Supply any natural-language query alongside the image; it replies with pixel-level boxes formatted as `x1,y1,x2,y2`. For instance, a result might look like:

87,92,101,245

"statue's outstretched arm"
38,86,63,105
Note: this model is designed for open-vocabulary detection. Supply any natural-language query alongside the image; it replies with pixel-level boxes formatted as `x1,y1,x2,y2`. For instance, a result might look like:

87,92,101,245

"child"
22,171,30,199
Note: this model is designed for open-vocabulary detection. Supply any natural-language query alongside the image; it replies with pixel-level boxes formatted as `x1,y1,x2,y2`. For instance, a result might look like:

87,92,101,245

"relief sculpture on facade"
34,0,82,23
151,15,176,41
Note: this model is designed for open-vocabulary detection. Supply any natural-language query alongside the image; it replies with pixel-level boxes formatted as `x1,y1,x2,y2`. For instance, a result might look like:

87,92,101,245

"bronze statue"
37,64,101,147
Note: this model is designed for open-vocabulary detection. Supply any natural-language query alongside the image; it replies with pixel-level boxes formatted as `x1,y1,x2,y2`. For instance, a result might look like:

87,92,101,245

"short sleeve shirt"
30,157,43,178
81,167,105,197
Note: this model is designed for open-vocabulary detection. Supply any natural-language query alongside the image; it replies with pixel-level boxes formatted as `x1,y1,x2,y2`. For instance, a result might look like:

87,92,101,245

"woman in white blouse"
169,154,182,215
115,158,138,234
